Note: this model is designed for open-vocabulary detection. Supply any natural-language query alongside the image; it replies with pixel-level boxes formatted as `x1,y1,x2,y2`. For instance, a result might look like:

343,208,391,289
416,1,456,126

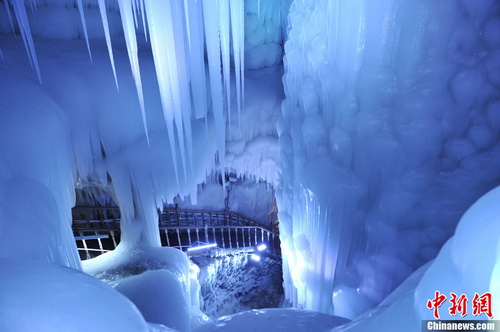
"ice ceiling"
0,0,499,330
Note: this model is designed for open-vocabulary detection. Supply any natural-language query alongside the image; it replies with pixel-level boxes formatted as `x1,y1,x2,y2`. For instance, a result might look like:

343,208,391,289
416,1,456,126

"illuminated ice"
279,0,500,321
0,0,499,330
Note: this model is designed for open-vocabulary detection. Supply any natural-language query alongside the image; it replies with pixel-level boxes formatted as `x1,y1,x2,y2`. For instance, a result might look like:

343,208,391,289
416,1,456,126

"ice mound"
116,269,190,332
0,259,149,331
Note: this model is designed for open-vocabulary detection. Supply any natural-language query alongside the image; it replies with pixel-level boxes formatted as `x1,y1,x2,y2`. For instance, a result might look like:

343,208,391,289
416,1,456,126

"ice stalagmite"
97,0,119,90
10,0,41,83
76,0,92,62
202,0,225,178
118,0,150,146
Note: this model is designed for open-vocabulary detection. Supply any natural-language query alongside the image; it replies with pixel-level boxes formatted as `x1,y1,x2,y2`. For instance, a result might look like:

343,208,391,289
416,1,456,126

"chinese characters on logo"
426,291,493,319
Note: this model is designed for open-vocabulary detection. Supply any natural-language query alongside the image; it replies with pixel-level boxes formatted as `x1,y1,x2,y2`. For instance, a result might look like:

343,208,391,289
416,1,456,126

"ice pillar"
278,0,500,318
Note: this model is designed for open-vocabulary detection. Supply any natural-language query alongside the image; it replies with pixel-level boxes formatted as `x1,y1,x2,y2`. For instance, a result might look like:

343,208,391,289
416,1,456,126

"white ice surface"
0,259,149,331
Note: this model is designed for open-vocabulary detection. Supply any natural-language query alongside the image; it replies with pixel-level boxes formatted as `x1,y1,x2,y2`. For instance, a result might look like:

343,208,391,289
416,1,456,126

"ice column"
0,71,79,269
279,0,500,319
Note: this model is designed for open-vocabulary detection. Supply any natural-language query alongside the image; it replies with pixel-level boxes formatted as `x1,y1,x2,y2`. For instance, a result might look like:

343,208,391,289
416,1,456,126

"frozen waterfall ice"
278,0,500,321
0,0,500,330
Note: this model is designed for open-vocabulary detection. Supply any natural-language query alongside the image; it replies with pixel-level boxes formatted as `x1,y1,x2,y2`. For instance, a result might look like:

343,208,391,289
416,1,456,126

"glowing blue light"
257,243,267,251
251,254,261,262
187,243,217,252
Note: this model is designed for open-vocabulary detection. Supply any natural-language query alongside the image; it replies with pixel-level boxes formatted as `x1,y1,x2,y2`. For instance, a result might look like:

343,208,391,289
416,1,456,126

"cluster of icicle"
4,0,245,188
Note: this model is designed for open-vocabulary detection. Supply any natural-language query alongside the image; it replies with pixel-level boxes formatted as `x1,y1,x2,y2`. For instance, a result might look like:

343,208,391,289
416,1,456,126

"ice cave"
0,0,499,331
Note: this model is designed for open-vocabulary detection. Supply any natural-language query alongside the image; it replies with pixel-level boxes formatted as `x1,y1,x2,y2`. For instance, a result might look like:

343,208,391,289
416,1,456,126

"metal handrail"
72,206,280,260
72,206,276,235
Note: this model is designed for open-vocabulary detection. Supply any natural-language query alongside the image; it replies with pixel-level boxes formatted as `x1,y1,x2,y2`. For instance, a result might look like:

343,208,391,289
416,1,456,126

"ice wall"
0,69,80,269
172,66,284,224
244,0,289,70
278,0,500,318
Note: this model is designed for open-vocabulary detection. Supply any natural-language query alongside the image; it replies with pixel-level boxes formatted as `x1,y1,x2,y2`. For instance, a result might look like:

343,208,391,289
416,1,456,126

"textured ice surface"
83,246,191,292
83,245,208,331
416,186,500,321
335,186,500,331
173,177,276,226
333,261,431,331
278,0,500,319
171,66,284,220
243,0,289,69
193,253,283,318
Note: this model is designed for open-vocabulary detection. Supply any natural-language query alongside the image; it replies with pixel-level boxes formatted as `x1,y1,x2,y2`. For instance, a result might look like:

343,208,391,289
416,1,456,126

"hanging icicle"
171,0,195,180
143,0,181,189
202,0,225,181
3,0,16,35
230,0,245,125
118,0,150,146
10,0,42,83
76,0,92,63
161,0,188,183
138,0,148,41
9,0,246,186
186,0,208,120
97,0,119,90
218,0,231,136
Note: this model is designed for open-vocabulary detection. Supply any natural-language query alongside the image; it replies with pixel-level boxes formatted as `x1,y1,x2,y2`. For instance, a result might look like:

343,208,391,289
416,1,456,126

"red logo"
426,291,493,319
427,291,447,319
472,292,493,318
449,292,468,317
